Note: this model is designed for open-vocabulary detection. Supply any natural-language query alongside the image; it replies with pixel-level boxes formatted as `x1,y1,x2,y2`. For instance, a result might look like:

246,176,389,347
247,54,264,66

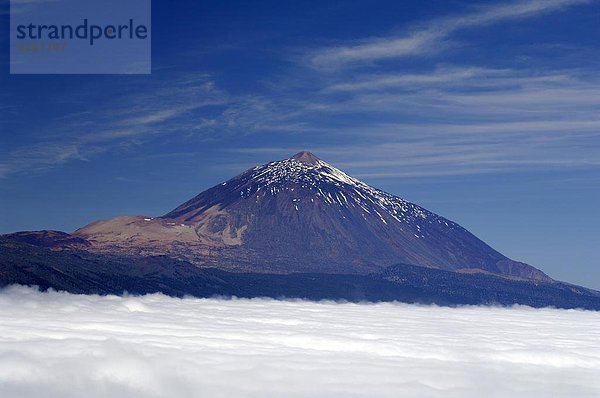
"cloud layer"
0,286,599,398
307,0,592,69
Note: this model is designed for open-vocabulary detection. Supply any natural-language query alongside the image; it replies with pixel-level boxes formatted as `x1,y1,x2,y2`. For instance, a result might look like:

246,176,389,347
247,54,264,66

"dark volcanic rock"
1,238,599,310
4,230,90,249
158,151,548,279
0,237,235,297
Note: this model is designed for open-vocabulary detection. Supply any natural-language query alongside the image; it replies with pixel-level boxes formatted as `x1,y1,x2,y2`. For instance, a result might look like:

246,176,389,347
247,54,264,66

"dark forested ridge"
2,237,598,310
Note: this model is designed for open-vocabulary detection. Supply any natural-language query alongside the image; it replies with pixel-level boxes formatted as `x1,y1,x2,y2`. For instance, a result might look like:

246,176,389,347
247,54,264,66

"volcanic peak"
291,151,321,165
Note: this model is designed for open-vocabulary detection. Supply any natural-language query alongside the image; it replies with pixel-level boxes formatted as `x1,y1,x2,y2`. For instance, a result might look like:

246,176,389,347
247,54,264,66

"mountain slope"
2,237,599,309
74,151,548,280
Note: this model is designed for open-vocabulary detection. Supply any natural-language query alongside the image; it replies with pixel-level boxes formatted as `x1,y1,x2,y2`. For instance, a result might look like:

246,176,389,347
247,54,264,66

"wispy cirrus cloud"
225,62,600,178
323,66,575,93
0,75,229,177
1,1,598,180
307,0,592,69
230,123,600,179
3,64,598,179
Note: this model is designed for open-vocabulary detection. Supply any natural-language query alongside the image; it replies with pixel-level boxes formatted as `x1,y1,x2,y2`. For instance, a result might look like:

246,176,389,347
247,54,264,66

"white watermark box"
10,0,151,74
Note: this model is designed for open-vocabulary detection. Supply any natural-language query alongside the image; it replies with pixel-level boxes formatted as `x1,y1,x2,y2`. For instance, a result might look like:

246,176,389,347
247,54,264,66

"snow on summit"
241,151,432,225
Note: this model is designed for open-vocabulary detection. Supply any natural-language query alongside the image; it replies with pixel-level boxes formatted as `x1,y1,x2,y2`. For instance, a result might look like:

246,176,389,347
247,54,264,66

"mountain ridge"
69,151,548,280
1,236,599,310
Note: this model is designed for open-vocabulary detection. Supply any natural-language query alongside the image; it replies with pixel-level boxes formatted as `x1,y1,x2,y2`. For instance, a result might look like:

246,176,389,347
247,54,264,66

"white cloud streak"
307,0,592,69
0,286,599,398
324,66,575,93
226,64,600,178
1,2,598,180
2,66,598,179
0,75,229,178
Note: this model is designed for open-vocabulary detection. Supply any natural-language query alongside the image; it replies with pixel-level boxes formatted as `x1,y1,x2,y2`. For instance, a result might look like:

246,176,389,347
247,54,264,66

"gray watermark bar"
10,0,151,74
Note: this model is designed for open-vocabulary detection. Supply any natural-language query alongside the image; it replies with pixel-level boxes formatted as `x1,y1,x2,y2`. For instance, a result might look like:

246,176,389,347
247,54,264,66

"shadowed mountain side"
1,238,598,309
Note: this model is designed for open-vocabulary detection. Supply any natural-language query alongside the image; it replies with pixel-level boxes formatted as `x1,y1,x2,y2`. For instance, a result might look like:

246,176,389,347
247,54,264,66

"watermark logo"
10,0,151,74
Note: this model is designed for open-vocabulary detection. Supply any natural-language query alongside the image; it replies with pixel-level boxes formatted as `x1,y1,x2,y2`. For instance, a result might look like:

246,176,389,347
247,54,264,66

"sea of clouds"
0,285,599,398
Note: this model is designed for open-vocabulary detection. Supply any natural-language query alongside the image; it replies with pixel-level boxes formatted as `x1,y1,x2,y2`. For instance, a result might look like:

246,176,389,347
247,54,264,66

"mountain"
74,151,547,280
2,151,599,309
2,236,599,309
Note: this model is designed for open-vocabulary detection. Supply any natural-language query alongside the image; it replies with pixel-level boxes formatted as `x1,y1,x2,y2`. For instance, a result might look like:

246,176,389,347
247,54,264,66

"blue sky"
1,0,599,288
